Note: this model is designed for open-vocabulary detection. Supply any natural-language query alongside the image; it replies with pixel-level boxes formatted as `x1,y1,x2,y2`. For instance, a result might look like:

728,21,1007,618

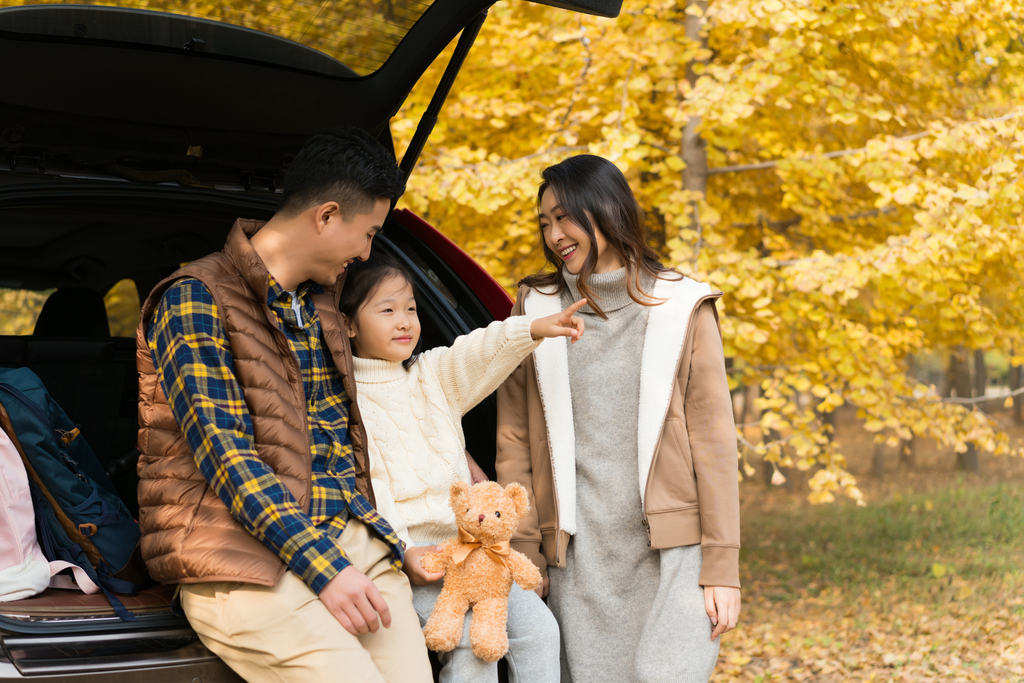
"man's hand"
535,575,549,599
704,585,741,640
320,566,392,636
402,546,446,586
530,299,587,344
465,450,488,484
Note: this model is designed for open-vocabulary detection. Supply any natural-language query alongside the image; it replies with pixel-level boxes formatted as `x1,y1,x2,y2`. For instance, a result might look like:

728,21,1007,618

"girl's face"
346,274,421,362
538,188,623,275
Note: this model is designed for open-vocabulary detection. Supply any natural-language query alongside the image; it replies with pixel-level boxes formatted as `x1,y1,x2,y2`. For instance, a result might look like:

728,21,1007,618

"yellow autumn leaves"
394,0,1024,502
2,0,1019,503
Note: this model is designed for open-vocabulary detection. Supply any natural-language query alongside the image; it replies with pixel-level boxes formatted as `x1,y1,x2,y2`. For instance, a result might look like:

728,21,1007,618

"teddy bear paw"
471,634,509,663
424,624,462,653
519,570,542,592
421,556,444,574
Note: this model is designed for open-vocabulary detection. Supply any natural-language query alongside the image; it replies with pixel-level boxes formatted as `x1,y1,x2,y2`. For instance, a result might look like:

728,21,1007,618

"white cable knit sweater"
354,316,541,548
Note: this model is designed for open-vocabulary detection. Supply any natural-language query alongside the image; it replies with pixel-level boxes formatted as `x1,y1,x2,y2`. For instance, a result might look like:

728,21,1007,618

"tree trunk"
900,436,915,468
973,348,987,405
736,384,749,428
959,442,980,473
943,352,956,398
734,376,749,473
872,439,886,479
951,347,980,473
682,0,709,264
900,355,915,468
951,347,972,399
1010,354,1022,425
815,402,837,442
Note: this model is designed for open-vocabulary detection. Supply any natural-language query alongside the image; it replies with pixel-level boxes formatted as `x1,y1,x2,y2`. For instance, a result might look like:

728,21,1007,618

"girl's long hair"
518,154,678,319
338,248,422,369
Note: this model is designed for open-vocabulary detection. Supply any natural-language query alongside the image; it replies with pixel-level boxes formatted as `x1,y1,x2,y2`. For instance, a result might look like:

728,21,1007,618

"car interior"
0,186,503,508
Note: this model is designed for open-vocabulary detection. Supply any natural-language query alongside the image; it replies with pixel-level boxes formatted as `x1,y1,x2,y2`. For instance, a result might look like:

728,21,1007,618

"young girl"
339,249,585,683
496,155,742,683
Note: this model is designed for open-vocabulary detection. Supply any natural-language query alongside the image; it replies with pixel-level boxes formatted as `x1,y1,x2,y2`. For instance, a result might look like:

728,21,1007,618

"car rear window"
0,0,434,76
0,279,139,337
0,288,49,336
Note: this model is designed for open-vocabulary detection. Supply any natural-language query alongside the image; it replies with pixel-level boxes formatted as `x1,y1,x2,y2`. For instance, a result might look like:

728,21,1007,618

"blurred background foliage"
390,0,1024,503
0,0,1022,504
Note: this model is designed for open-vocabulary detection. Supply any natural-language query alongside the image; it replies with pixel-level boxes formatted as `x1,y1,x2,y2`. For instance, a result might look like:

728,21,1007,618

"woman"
495,155,741,682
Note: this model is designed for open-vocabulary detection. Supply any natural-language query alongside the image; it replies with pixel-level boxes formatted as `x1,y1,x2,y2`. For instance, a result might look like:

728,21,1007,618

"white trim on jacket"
636,276,714,507
522,275,714,534
522,287,578,535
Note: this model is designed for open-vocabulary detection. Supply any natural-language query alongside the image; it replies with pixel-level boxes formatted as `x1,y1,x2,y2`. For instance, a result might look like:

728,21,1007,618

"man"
136,127,433,683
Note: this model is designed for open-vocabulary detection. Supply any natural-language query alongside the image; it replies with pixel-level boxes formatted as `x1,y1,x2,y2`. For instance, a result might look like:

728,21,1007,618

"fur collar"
521,287,578,534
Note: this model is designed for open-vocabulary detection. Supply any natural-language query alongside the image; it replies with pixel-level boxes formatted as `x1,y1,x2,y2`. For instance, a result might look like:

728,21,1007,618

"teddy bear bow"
452,528,511,568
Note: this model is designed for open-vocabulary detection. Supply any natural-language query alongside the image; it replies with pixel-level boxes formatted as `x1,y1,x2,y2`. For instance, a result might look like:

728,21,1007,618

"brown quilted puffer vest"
135,218,372,586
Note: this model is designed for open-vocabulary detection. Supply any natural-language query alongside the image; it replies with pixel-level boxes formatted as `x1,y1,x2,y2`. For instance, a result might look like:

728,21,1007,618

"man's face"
314,198,390,285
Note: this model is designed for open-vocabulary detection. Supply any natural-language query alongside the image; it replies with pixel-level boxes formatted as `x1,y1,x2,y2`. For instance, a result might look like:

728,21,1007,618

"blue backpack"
0,367,144,620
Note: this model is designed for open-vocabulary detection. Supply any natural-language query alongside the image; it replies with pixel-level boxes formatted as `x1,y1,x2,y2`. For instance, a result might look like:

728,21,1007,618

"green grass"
740,479,1024,589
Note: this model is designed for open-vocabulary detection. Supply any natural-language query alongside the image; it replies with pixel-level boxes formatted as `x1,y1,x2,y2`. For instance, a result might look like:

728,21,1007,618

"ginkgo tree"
393,0,1024,503
2,0,1019,502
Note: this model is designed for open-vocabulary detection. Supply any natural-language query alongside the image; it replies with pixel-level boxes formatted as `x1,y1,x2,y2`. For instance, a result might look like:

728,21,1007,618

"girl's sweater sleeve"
423,316,542,417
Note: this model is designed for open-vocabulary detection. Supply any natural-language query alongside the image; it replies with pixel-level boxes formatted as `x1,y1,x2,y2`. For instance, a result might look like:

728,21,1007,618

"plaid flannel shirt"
149,276,404,594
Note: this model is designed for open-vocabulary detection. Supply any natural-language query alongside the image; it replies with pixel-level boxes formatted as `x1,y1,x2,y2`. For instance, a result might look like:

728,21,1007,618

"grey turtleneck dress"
547,268,720,683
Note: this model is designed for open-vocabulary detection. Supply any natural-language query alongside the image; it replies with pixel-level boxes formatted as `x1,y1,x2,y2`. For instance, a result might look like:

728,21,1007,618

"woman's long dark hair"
338,248,422,369
518,154,678,319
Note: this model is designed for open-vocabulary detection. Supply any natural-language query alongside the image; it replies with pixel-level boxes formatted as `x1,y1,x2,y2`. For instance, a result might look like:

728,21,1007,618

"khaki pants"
181,520,432,683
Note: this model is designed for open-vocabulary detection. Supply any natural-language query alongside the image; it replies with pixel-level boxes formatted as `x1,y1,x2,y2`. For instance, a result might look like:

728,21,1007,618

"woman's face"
539,188,623,275
346,274,420,362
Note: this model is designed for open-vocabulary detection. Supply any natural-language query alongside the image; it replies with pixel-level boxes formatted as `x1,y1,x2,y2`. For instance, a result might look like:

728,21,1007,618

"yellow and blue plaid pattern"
149,276,404,593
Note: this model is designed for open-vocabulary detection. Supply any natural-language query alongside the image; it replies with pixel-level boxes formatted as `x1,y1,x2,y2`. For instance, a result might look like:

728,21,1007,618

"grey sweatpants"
412,580,561,683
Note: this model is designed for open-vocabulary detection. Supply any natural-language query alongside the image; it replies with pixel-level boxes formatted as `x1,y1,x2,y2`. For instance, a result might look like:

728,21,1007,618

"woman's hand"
530,299,587,344
535,575,549,599
704,586,741,639
465,450,488,484
402,546,446,586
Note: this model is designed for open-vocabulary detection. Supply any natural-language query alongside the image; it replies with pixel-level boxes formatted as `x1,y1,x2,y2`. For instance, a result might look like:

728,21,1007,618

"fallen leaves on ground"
716,423,1024,682
715,578,1024,682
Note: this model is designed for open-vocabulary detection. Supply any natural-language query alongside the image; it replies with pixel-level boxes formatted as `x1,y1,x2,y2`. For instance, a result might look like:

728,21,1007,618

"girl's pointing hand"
530,298,587,344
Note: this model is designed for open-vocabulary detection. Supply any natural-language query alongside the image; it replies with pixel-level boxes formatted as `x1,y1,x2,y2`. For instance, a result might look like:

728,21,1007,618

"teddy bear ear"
504,482,531,518
450,480,471,510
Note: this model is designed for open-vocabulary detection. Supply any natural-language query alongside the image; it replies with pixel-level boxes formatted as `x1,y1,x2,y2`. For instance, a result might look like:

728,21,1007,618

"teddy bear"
421,480,543,662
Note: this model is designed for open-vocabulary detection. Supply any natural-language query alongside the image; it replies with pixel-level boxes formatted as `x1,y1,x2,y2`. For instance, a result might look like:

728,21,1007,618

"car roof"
0,0,621,187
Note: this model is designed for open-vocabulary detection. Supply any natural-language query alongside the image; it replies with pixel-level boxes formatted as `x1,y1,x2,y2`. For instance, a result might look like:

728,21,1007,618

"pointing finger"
563,298,587,316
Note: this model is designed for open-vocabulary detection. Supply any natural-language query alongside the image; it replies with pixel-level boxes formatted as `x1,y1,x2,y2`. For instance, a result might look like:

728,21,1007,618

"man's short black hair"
279,126,406,218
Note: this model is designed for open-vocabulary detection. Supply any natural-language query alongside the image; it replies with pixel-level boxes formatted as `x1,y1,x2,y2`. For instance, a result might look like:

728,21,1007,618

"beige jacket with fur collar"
495,275,741,588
